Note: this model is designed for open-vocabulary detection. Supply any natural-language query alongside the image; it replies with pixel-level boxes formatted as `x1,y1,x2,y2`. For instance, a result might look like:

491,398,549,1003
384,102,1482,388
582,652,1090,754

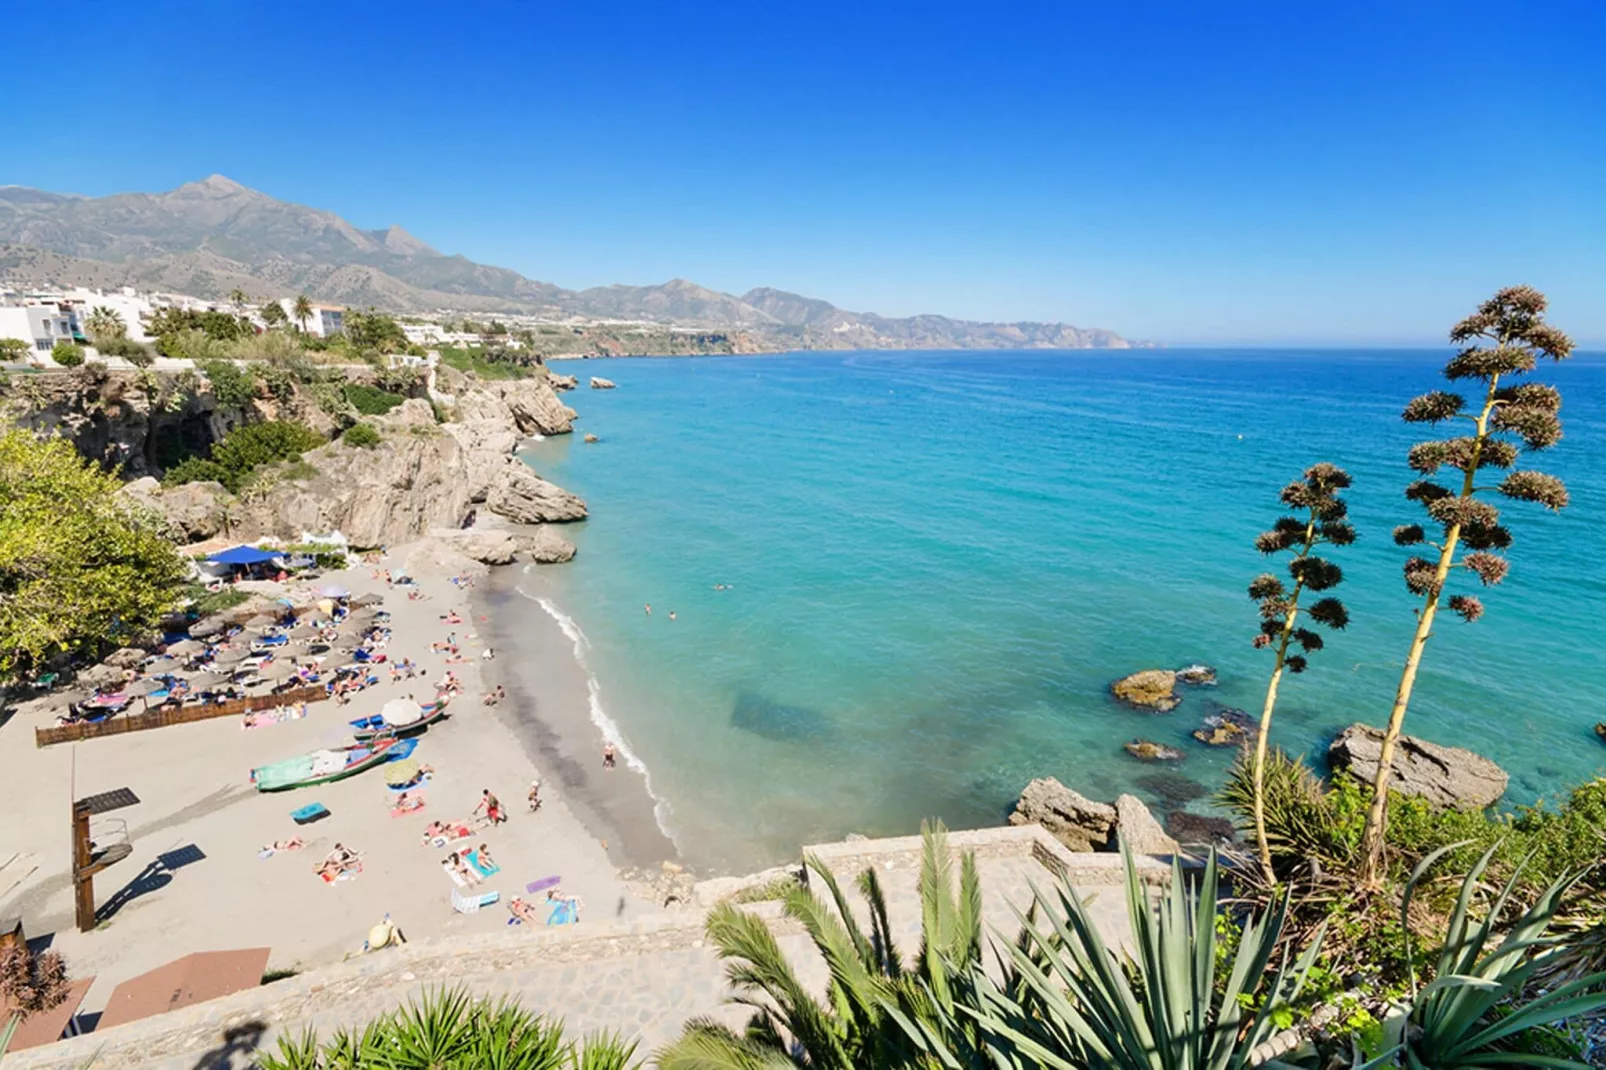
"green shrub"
50,341,84,368
197,359,258,407
343,383,405,416
161,328,230,362
342,422,382,449
211,421,323,487
163,457,229,487
256,364,297,401
96,335,155,367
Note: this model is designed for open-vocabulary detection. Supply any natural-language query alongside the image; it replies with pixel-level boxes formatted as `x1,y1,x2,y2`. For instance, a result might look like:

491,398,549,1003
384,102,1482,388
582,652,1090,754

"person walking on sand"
602,742,617,769
475,789,506,825
527,780,542,812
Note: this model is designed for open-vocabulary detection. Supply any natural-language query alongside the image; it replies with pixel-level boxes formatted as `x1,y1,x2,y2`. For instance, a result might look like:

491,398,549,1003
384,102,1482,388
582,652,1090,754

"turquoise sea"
516,349,1606,873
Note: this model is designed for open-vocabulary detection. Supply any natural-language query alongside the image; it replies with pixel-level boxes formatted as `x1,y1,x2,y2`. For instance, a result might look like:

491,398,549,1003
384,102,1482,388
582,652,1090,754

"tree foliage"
343,383,406,416
342,422,382,448
0,337,29,363
84,305,126,343
0,430,187,679
345,308,408,353
261,300,289,327
197,358,259,407
49,340,84,368
148,307,251,343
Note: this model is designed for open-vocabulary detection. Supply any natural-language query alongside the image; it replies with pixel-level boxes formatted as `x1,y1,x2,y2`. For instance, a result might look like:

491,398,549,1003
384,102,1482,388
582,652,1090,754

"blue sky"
5,1,1603,344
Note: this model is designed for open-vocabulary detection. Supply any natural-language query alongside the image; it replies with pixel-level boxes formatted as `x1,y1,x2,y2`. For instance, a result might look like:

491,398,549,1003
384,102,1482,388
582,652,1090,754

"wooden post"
71,801,95,933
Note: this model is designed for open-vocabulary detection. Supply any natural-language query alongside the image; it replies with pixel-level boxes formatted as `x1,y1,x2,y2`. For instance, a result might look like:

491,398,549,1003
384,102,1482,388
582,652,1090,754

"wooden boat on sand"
251,737,402,792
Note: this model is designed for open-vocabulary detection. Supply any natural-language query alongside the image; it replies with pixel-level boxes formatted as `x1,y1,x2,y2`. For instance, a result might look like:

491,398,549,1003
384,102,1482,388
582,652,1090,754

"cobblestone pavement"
8,827,1156,1069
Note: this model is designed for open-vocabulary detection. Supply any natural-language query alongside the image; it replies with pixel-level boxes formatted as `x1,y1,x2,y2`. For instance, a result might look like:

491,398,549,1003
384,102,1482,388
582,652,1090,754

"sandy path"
0,546,653,1021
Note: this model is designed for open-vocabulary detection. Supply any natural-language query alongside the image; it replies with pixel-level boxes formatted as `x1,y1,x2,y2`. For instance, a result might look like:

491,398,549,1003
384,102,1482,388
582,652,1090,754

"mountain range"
0,176,1140,350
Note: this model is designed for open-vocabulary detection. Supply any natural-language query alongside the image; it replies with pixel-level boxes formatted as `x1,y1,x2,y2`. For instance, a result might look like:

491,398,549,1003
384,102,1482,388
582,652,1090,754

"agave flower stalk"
1357,286,1572,885
1246,463,1354,885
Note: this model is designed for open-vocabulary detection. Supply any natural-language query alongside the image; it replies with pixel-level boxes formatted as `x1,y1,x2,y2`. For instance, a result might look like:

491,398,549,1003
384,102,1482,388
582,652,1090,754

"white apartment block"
277,300,346,337
62,287,156,342
0,304,80,360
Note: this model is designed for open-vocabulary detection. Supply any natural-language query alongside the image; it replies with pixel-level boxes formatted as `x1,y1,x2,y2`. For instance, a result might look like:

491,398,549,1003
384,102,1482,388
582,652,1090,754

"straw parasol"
184,671,228,690
351,593,385,608
165,639,204,657
124,677,165,697
48,688,92,708
259,660,301,681
383,758,420,787
188,619,224,637
246,614,278,627
81,664,124,687
145,657,179,675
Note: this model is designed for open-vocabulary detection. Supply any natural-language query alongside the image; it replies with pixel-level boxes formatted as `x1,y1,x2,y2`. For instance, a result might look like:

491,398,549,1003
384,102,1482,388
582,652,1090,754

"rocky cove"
1,361,589,558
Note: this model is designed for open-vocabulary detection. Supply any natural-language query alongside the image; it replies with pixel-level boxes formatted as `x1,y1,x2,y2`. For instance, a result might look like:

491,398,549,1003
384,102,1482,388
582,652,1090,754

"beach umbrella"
287,621,320,638
104,647,147,669
246,614,278,628
319,585,351,599
81,664,124,686
125,677,165,697
185,671,228,689
189,619,224,637
380,698,419,725
166,639,204,657
383,758,420,787
48,688,92,708
145,657,179,675
211,649,250,665
259,660,301,681
351,593,384,608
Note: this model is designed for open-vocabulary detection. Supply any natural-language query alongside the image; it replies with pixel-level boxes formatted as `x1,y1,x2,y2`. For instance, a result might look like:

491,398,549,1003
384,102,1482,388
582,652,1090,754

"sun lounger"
451,888,499,914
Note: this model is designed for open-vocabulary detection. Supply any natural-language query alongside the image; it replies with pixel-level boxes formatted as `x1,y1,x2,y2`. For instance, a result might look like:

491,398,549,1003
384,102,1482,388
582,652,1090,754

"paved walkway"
6,826,1160,1069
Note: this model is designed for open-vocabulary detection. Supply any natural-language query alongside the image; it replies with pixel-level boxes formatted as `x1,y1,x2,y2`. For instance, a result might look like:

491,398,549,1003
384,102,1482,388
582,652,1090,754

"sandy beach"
0,541,667,1026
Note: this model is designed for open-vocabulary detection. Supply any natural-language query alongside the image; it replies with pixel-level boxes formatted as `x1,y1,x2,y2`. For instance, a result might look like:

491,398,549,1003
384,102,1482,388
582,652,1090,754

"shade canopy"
97,949,270,1030
351,593,385,607
259,660,301,680
184,671,228,689
124,677,165,697
166,639,205,656
145,657,178,674
81,664,124,686
380,698,420,725
318,585,351,598
208,546,281,566
246,614,278,627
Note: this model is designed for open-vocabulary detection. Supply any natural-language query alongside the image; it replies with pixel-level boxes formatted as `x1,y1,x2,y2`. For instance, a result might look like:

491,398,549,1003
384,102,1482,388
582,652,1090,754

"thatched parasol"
188,619,224,637
165,639,205,657
145,657,179,675
351,593,385,608
124,677,166,697
184,671,228,690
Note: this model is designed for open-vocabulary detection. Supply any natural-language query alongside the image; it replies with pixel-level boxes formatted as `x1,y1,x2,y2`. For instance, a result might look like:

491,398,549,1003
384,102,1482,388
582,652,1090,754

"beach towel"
465,850,500,878
451,888,499,914
546,899,578,926
525,875,562,895
441,860,469,887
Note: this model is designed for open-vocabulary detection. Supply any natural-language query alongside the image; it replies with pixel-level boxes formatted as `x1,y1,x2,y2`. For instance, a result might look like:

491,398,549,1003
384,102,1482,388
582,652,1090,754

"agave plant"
257,988,638,1069
1375,844,1606,1069
893,844,1327,1069
658,820,984,1069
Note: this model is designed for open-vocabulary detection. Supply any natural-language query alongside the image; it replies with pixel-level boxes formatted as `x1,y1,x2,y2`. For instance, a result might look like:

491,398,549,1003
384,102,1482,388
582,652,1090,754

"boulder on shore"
1009,777,1116,852
1115,794,1181,856
516,526,577,564
1328,723,1508,810
590,377,616,390
1111,670,1180,712
120,477,229,542
1124,739,1185,762
487,464,588,524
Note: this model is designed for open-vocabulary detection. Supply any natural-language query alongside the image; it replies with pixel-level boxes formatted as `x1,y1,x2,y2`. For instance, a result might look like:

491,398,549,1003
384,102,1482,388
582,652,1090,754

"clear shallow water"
519,349,1606,872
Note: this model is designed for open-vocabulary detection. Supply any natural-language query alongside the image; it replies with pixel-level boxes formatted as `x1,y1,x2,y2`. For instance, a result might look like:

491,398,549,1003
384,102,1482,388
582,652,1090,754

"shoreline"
474,565,677,871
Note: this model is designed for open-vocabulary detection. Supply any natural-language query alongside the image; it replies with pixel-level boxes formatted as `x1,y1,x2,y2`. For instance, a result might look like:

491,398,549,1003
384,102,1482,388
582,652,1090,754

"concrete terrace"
6,825,1161,1069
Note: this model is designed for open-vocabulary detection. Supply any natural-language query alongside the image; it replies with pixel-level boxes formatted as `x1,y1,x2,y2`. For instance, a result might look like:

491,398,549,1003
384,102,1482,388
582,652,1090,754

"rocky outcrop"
517,526,577,564
1009,778,1117,852
548,373,578,391
1114,794,1180,855
452,374,577,437
435,530,520,566
1328,724,1508,810
487,464,587,524
584,433,599,443
1112,670,1180,711
121,477,230,541
1176,664,1217,686
1124,740,1185,762
589,377,616,389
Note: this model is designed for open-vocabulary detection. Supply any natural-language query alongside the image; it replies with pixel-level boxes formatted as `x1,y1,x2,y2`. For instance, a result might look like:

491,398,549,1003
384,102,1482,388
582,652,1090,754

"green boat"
251,737,401,792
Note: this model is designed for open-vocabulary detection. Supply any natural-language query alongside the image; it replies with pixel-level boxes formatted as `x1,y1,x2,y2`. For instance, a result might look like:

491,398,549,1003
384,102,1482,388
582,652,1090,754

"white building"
277,300,346,337
0,304,79,361
62,287,156,342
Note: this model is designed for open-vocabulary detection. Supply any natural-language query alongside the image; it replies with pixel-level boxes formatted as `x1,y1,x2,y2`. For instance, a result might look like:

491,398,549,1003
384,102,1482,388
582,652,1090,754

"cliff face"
2,364,587,550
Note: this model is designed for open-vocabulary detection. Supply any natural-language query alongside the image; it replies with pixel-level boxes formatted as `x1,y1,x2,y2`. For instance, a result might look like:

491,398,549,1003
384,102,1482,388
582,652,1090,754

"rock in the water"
1136,772,1208,808
583,433,599,443
1009,777,1117,852
1166,810,1237,846
590,377,616,389
1176,663,1217,686
1328,724,1508,809
516,526,577,564
1111,669,1180,712
487,464,588,524
1115,794,1181,856
1193,720,1250,747
548,373,578,391
1124,739,1185,762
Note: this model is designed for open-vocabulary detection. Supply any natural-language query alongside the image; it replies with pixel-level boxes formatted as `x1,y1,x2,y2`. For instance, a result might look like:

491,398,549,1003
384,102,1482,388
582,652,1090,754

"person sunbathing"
421,821,449,844
449,853,480,885
440,612,463,625
325,843,358,867
475,844,497,871
394,792,424,813
264,837,304,852
508,897,541,924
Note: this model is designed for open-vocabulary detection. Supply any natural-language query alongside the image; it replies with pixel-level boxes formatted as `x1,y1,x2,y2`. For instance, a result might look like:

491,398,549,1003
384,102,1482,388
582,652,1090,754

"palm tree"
261,301,288,328
85,305,126,343
228,288,249,312
293,294,314,334
659,820,983,1068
